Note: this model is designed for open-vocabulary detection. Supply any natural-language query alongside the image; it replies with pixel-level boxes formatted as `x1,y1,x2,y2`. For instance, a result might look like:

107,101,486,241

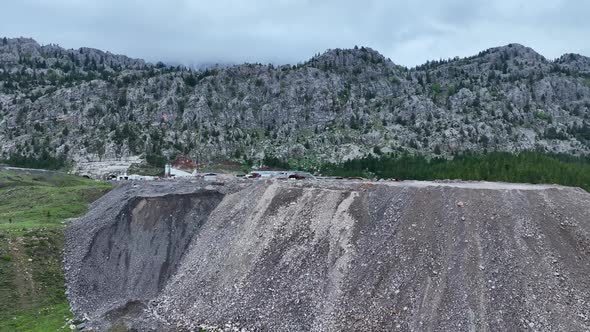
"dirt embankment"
64,180,590,331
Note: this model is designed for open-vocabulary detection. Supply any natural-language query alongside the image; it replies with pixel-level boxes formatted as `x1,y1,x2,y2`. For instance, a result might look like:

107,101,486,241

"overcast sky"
2,0,589,67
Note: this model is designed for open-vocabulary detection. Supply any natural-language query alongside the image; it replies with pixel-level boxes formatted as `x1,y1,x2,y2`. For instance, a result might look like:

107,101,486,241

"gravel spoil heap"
64,179,590,331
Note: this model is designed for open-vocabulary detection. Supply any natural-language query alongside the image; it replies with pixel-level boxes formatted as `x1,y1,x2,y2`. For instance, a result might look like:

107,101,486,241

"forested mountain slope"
1,37,590,168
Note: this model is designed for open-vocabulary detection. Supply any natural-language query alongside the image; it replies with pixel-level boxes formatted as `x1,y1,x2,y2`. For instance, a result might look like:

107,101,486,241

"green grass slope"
0,167,110,331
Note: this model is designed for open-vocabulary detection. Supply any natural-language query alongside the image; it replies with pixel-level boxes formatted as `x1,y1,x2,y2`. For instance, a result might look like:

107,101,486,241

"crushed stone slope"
64,180,590,331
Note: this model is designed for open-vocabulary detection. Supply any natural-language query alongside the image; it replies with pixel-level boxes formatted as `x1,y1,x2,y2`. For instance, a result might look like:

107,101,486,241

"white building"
165,164,197,178
247,170,314,179
115,174,156,181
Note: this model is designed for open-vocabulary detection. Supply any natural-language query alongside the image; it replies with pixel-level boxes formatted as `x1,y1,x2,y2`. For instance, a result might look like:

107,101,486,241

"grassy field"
0,167,110,331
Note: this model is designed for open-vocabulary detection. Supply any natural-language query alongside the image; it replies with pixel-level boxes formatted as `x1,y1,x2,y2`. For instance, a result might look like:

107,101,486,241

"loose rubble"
64,179,590,331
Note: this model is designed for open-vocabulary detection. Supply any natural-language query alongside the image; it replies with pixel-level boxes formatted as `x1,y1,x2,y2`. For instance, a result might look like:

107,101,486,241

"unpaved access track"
64,179,590,331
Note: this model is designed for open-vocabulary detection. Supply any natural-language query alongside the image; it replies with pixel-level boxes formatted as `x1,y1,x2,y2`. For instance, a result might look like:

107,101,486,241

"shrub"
1,153,66,170
263,155,290,170
184,75,197,87
534,111,552,122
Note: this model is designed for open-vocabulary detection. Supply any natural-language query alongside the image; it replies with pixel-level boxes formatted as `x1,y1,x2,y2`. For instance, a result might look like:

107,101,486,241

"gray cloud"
2,0,589,67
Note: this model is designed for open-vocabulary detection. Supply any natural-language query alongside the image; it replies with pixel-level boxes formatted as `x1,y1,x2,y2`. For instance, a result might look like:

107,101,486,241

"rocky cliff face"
64,179,590,331
1,37,590,169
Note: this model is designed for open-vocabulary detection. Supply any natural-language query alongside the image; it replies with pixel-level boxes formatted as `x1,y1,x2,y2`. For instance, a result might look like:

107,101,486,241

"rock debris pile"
64,179,590,331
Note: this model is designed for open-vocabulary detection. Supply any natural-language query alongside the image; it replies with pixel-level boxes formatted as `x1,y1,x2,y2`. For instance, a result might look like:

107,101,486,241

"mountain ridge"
1,37,590,177
5,37,590,71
